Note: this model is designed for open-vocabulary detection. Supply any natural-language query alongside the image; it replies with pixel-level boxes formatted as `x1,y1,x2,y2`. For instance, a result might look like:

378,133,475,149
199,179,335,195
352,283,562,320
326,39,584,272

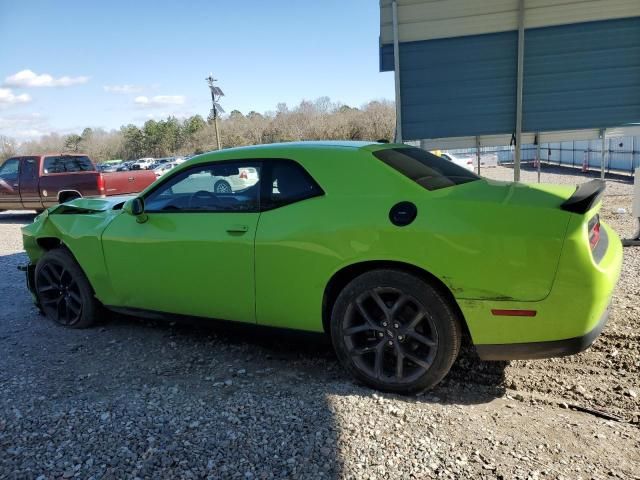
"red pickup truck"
0,154,157,212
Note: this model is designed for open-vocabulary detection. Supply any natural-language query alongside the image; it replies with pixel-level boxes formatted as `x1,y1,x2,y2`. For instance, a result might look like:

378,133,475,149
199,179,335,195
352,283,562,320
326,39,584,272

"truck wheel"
331,269,461,394
34,249,100,328
58,192,81,204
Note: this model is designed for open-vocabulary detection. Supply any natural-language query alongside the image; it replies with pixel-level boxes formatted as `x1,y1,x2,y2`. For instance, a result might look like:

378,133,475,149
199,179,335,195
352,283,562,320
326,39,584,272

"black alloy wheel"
34,249,99,328
331,270,461,393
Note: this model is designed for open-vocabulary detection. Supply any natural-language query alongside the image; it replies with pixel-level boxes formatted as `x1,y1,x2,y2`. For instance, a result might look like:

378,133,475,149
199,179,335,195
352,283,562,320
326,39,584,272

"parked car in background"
132,158,155,170
20,141,622,393
440,152,475,172
0,154,157,212
153,162,177,177
97,164,119,173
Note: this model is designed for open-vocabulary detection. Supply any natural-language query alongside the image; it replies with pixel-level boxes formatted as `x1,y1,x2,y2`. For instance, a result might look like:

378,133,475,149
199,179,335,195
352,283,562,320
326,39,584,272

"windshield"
373,147,480,191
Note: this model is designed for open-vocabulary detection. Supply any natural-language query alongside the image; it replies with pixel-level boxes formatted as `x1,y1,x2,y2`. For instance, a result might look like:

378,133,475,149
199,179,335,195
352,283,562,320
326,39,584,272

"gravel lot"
1,165,638,479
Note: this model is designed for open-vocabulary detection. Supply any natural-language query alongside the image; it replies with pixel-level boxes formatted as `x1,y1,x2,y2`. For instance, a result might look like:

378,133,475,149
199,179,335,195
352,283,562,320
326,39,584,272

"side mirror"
123,198,147,222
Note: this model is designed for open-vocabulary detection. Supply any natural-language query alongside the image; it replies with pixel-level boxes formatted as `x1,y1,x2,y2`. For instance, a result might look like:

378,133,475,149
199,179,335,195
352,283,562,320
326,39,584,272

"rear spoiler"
561,179,606,214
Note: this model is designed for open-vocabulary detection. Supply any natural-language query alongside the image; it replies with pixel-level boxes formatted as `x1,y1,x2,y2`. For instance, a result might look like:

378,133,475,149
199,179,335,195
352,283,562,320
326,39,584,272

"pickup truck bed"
0,154,156,211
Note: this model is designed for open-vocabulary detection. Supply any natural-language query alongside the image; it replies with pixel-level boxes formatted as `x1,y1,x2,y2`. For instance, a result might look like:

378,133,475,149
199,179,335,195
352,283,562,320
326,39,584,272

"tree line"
1,98,395,163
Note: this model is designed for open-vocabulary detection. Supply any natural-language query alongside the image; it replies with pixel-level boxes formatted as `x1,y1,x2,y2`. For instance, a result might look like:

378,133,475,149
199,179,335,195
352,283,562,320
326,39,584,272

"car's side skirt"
105,305,329,343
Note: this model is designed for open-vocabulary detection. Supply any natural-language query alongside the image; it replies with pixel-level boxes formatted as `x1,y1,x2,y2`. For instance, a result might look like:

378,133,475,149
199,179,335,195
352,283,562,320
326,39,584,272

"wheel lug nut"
388,341,393,346
393,323,399,329
398,335,404,341
378,332,384,338
382,322,388,327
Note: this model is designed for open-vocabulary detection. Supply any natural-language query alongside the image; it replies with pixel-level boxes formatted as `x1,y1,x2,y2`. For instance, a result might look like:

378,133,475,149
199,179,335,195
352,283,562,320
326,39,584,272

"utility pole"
206,74,225,150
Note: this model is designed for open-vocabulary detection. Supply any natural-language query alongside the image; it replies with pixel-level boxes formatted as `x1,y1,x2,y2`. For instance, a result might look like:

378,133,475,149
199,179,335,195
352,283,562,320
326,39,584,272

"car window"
144,161,261,213
43,155,95,174
373,147,479,191
0,158,19,179
263,160,324,210
21,157,38,179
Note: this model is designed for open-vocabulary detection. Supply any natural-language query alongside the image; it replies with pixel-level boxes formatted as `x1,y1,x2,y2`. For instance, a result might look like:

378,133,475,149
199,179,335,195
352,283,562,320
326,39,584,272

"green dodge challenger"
21,141,623,393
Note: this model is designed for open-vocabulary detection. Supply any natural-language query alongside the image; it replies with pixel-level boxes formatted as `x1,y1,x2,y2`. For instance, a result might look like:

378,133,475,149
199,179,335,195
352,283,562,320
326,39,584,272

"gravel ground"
0,165,638,479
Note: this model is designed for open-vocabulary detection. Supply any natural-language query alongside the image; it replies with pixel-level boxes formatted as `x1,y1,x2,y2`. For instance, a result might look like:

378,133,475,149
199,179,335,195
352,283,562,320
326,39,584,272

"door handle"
226,225,248,233
128,177,135,182
13,183,19,188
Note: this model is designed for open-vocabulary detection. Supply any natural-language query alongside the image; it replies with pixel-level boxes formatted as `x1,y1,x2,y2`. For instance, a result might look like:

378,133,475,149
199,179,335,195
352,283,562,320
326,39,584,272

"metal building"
379,0,640,179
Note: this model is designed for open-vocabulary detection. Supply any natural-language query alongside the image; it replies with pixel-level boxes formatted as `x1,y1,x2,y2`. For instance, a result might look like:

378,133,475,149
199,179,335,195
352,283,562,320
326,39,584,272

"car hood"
49,195,135,214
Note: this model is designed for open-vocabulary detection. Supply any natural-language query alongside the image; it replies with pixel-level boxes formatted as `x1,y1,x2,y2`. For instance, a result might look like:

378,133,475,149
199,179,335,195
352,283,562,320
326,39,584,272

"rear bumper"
475,304,609,360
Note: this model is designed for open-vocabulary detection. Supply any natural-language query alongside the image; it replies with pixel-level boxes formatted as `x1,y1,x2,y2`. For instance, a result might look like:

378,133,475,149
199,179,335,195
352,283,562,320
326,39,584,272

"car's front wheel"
34,248,99,328
331,269,461,394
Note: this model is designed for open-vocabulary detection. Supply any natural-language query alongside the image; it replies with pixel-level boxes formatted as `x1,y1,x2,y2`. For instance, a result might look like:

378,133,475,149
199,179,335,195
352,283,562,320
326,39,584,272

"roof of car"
188,140,402,161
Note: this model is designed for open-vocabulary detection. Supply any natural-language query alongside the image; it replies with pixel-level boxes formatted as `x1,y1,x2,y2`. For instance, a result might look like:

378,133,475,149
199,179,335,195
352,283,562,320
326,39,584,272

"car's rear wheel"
34,249,99,328
331,269,461,394
214,180,232,193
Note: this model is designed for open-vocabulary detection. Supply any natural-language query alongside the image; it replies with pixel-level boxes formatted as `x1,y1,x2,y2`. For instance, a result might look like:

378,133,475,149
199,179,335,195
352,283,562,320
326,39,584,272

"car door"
18,156,43,210
101,160,262,323
254,159,326,330
0,157,22,210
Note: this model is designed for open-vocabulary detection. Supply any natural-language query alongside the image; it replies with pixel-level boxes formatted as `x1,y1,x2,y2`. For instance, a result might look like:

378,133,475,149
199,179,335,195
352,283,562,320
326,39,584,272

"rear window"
373,147,479,191
43,155,95,174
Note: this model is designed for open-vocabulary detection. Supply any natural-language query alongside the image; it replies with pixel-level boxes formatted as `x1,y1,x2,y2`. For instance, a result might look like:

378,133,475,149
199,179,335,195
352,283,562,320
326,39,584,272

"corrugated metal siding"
523,17,640,132
393,31,518,139
382,17,640,141
380,0,640,44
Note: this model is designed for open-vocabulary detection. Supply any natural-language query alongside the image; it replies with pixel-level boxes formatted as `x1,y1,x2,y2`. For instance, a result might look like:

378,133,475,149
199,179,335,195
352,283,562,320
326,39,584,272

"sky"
0,0,394,141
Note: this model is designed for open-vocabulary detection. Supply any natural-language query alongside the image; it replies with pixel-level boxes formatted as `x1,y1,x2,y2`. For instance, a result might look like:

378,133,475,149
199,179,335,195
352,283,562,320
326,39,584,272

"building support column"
536,133,541,183
476,136,481,175
601,128,607,180
514,0,525,182
392,0,403,143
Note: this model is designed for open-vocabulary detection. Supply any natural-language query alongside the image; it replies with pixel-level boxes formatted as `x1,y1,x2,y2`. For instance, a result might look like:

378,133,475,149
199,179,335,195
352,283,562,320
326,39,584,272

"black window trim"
259,158,325,212
373,146,480,192
140,157,325,214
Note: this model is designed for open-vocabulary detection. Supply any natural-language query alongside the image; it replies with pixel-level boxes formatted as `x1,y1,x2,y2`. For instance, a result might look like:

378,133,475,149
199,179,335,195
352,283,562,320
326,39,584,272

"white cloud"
134,95,186,107
0,113,48,139
4,69,89,88
104,84,143,94
0,88,32,108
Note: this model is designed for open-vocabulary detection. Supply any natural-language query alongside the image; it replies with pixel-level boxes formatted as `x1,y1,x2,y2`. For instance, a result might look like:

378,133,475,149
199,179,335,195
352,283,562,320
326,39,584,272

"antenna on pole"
205,73,224,150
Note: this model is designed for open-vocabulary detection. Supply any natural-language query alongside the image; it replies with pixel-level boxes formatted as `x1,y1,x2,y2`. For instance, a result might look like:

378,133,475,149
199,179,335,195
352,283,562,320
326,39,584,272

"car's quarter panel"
460,217,622,347
100,211,259,322
21,208,120,304
254,146,575,332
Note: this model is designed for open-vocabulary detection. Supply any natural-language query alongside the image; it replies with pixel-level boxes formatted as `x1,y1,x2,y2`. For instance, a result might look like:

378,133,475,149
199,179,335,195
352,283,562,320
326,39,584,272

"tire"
34,248,100,329
214,180,232,194
330,269,461,394
59,192,81,204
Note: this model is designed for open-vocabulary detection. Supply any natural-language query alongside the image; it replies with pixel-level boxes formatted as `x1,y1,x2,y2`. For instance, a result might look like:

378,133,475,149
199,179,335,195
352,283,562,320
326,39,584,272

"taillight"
588,214,600,250
97,173,106,195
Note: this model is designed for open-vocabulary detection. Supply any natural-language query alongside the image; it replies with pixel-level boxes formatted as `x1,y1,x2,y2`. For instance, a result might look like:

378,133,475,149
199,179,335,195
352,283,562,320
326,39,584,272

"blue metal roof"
381,16,640,140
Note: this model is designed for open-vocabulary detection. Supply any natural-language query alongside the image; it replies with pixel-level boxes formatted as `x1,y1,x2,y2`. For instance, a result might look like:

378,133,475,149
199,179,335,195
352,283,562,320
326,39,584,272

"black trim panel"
561,179,605,214
475,306,609,361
